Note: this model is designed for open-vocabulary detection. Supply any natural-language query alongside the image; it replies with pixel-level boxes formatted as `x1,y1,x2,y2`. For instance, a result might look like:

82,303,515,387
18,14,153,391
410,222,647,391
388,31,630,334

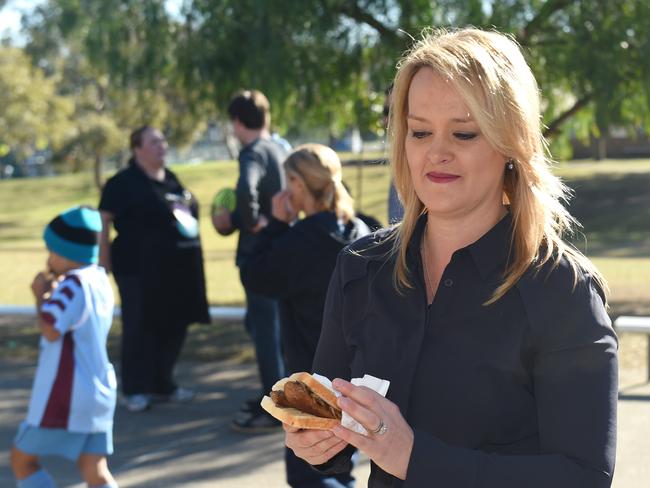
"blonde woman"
240,143,369,487
286,28,617,487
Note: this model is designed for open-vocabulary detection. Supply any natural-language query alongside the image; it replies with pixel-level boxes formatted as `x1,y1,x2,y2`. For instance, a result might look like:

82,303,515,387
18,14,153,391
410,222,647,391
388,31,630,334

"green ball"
211,187,237,215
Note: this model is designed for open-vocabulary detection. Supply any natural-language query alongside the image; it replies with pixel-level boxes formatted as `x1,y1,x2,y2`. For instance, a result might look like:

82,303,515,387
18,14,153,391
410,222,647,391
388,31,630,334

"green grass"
554,158,650,178
0,159,392,306
0,157,648,309
2,157,649,378
556,160,650,315
0,158,391,363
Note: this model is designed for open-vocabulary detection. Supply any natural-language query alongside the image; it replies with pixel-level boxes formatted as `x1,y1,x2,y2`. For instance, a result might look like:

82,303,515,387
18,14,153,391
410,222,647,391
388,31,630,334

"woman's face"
286,171,307,212
404,68,506,221
135,128,167,168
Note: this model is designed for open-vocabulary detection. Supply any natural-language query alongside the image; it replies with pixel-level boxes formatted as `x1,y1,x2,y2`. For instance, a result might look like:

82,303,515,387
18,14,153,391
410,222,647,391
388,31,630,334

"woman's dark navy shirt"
240,212,369,374
313,214,618,488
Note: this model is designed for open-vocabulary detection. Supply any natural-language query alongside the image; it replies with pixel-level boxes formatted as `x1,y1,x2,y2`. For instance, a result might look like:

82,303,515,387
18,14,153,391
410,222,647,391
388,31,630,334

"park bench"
614,315,650,382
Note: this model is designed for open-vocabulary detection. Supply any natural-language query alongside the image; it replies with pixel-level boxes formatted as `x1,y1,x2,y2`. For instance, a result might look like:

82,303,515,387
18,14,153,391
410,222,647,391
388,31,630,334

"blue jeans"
244,289,285,395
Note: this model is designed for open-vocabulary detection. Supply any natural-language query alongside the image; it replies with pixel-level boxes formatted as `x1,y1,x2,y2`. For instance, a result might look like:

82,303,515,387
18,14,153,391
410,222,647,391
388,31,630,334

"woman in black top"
99,126,209,412
285,28,617,488
240,143,369,487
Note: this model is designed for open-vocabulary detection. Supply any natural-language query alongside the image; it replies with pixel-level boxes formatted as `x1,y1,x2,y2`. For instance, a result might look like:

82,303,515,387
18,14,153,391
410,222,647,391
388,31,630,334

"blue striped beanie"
43,206,102,264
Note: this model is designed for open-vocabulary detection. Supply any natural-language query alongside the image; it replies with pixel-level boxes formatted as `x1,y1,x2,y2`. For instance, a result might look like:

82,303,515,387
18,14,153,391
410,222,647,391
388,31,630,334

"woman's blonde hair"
389,27,608,304
285,143,355,222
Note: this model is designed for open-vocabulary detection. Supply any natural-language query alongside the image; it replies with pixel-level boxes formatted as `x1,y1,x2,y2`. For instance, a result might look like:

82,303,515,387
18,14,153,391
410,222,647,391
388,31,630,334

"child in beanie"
10,206,118,488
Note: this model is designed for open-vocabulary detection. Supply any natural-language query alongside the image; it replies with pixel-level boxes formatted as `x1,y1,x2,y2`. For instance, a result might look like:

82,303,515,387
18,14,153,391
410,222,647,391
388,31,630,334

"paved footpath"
0,358,647,487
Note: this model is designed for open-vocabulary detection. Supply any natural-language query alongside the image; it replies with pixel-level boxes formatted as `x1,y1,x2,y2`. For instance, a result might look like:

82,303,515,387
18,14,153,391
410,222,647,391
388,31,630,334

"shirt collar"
404,212,514,282
465,212,514,281
405,214,428,264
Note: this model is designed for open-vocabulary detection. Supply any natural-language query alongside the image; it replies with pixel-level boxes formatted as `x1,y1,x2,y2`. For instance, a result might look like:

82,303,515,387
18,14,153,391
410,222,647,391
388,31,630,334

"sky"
0,0,36,43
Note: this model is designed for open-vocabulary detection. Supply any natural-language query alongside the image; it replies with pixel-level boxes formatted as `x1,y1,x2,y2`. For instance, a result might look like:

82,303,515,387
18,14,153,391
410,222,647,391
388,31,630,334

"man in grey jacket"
213,89,288,432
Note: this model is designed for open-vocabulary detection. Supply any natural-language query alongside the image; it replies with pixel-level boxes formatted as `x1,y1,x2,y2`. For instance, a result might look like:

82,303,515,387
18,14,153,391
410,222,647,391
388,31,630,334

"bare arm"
39,320,61,342
31,272,61,342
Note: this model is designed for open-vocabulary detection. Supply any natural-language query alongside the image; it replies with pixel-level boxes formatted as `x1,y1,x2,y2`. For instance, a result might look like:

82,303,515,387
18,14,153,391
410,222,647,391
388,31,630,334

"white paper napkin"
312,373,390,435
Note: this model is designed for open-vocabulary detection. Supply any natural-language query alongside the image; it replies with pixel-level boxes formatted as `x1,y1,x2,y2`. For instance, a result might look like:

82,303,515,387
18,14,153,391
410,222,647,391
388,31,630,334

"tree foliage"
58,112,124,187
0,47,73,159
24,0,210,148
437,0,650,155
17,0,650,153
19,3,210,186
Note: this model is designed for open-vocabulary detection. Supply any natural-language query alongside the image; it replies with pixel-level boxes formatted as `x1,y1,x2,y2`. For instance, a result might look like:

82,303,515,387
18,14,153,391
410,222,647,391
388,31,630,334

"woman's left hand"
331,378,414,480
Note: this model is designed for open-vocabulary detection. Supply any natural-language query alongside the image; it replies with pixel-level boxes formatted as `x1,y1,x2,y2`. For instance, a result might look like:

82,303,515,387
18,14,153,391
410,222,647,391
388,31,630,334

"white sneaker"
169,387,195,403
152,387,195,404
122,394,151,412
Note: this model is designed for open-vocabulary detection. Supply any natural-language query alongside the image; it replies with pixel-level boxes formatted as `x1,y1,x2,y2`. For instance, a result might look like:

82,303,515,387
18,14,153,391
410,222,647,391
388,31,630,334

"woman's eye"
454,132,478,140
410,131,430,139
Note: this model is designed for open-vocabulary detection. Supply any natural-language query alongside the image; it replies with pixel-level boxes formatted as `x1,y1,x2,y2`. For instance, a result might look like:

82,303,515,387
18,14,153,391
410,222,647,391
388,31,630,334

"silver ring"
371,418,388,436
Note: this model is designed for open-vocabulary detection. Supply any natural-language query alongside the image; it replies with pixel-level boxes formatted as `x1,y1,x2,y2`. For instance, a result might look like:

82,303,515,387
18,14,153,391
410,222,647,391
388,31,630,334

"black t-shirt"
99,163,196,274
99,162,209,325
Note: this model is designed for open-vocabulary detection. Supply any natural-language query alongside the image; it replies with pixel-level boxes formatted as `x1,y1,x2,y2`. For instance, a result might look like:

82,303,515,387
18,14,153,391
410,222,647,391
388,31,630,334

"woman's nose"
426,138,453,164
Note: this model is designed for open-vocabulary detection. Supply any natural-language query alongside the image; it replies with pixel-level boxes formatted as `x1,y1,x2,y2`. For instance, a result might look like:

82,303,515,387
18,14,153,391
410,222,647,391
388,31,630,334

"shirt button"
444,278,454,287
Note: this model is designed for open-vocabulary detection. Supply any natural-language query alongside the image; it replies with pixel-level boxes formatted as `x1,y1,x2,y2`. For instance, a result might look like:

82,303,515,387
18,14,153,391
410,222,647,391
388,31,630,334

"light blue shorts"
14,421,113,461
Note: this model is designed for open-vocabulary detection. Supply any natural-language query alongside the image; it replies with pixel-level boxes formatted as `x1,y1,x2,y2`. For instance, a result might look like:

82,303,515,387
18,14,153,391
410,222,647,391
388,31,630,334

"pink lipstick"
426,172,460,183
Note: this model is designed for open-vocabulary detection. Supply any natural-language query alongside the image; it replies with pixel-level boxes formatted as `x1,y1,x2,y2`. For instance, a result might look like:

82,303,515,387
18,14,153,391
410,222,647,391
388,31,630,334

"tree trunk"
592,137,607,161
216,120,237,160
543,95,592,139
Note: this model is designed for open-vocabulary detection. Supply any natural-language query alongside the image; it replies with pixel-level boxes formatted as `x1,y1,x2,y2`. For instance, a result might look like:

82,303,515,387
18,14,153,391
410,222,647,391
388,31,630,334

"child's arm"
39,321,61,342
32,272,62,342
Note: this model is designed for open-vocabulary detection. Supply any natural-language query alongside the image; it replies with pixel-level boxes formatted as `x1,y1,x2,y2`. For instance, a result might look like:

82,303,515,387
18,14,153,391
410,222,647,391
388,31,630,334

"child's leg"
77,454,117,487
11,447,56,488
11,446,40,480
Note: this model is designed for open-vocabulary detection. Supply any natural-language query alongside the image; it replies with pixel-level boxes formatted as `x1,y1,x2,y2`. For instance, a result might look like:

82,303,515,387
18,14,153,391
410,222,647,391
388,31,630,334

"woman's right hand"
272,190,297,223
284,424,349,466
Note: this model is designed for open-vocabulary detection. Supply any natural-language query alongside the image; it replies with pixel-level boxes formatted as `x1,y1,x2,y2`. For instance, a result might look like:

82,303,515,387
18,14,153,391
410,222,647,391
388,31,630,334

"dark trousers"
285,448,355,488
116,275,189,395
244,289,285,395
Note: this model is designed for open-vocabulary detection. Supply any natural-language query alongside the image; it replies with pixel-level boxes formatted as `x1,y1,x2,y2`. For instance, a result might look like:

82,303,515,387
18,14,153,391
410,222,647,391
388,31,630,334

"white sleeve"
40,274,86,334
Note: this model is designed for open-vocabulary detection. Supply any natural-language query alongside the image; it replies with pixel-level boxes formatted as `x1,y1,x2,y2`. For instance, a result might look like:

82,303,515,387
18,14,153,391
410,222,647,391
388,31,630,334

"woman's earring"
506,159,515,170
